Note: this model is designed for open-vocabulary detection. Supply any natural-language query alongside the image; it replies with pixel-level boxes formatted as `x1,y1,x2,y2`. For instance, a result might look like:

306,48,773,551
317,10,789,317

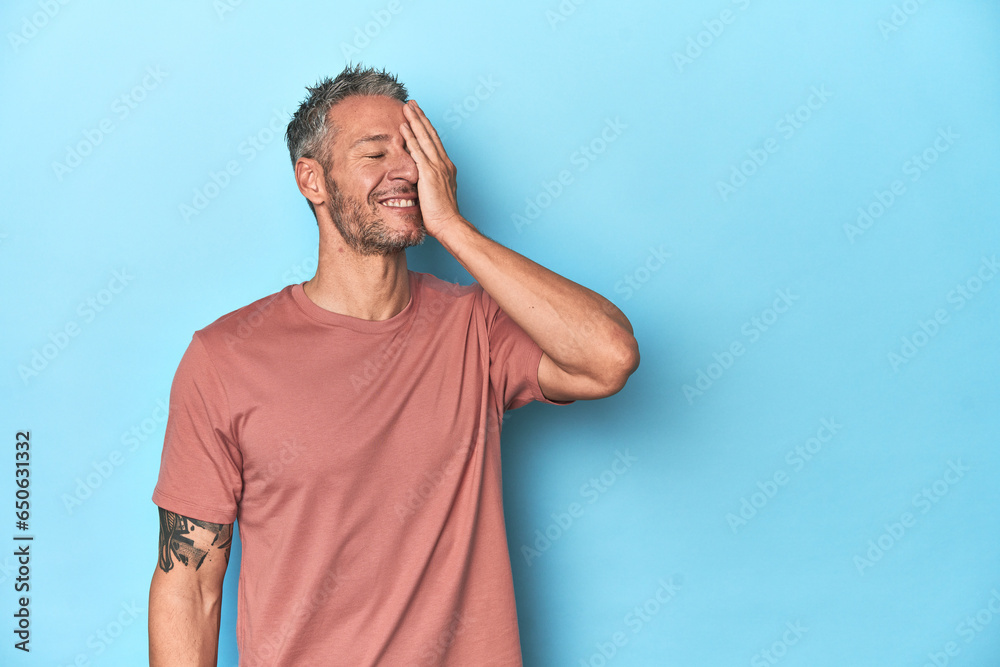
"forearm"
436,218,639,382
398,99,638,388
149,571,222,667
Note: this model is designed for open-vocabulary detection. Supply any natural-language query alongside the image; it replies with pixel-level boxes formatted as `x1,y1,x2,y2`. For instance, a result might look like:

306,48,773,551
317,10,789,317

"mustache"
372,190,418,201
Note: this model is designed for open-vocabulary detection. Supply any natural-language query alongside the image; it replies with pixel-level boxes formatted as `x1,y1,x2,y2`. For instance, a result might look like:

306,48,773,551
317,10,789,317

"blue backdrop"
3,1,999,665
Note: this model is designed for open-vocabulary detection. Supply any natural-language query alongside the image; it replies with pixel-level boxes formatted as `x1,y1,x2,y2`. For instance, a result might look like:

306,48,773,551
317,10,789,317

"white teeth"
381,199,416,208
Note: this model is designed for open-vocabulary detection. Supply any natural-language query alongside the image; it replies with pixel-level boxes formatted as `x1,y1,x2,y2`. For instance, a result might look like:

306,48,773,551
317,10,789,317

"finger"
403,101,447,163
406,100,449,161
400,121,430,164
401,102,438,159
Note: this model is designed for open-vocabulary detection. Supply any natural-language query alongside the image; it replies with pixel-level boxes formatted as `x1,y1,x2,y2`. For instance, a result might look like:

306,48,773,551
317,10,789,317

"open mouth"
378,197,419,209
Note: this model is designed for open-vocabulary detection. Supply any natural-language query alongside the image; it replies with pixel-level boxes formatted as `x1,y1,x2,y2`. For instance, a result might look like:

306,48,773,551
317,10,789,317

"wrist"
431,215,478,253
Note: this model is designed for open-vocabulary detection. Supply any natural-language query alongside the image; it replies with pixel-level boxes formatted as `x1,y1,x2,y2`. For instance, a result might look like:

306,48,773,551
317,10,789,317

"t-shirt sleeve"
478,285,575,411
152,333,243,524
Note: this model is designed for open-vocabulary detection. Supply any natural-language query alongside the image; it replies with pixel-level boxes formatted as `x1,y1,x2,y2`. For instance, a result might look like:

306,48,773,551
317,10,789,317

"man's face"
321,95,425,256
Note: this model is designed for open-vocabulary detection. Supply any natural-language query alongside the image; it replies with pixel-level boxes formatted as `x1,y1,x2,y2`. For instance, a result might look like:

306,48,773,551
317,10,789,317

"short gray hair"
285,63,408,171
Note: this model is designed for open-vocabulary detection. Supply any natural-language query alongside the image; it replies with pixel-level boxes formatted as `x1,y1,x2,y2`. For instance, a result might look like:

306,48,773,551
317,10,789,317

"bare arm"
399,100,640,401
149,507,232,666
435,222,640,401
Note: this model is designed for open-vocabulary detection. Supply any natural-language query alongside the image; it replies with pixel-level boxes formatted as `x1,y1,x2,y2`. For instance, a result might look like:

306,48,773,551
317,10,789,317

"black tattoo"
157,508,233,573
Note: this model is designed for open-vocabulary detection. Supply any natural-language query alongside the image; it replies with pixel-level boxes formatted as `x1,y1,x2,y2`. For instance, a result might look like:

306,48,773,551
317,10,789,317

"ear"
294,157,328,208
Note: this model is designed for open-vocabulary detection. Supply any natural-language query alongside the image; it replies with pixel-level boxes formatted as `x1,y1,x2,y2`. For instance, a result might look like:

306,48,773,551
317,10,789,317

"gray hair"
285,63,408,172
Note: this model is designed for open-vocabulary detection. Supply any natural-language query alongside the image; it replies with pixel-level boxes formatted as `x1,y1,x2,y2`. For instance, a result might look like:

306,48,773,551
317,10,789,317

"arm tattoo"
157,507,233,573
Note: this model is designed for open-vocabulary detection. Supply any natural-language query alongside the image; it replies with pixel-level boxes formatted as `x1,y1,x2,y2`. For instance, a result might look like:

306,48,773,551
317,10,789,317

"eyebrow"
349,134,392,150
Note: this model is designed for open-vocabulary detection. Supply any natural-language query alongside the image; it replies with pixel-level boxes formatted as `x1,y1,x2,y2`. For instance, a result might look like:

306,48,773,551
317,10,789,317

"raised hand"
400,99,465,237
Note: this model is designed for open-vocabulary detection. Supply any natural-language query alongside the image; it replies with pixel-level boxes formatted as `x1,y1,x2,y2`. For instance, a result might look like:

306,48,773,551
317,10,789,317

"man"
149,64,639,666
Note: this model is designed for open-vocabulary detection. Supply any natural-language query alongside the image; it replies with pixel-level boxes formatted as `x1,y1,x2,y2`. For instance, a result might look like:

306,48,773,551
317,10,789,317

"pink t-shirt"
152,270,570,666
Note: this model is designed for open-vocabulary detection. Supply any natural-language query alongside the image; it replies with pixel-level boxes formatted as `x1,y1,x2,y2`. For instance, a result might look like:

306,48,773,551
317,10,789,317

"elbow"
597,335,640,397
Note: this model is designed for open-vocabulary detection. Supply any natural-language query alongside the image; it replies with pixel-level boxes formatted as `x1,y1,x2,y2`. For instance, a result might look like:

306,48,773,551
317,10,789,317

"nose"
386,137,418,184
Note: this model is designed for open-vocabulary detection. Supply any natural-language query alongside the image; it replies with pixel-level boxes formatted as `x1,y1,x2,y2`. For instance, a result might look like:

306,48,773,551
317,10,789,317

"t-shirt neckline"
290,270,419,333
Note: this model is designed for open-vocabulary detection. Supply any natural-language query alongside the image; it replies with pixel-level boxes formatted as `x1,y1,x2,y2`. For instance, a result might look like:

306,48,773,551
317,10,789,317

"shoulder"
194,285,296,350
412,270,480,300
410,271,484,311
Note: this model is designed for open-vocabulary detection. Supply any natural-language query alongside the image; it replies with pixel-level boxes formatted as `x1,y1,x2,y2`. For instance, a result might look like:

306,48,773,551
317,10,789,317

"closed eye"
364,153,385,159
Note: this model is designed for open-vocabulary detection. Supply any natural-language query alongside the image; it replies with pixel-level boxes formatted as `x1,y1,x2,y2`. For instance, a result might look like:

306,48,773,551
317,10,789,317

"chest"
227,321,493,503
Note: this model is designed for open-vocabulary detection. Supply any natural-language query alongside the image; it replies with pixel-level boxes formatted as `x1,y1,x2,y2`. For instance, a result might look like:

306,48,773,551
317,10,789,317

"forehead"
327,95,406,152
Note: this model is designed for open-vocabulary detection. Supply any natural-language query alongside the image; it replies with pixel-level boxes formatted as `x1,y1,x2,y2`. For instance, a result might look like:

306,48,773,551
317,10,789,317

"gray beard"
325,175,426,256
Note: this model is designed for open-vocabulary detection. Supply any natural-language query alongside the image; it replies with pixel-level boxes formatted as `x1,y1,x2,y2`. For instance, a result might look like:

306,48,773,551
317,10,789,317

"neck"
302,238,411,322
